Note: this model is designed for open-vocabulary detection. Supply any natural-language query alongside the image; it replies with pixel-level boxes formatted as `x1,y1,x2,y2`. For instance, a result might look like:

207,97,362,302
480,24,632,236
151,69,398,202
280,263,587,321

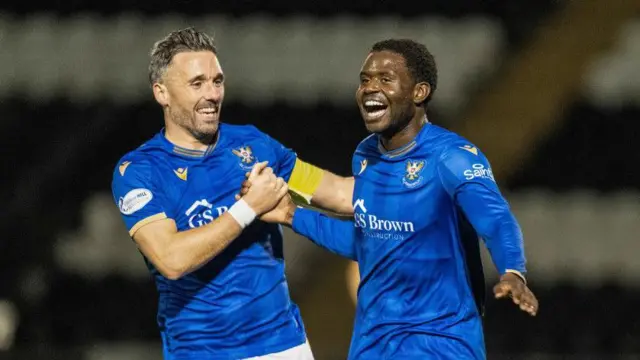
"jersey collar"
158,127,221,158
377,120,432,158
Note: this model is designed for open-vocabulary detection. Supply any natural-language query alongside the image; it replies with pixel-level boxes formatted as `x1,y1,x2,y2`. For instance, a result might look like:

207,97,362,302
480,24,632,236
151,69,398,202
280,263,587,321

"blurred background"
0,0,639,359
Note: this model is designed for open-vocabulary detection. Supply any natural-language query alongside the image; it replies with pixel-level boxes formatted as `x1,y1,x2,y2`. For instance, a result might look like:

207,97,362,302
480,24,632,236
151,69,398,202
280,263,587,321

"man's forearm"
310,172,354,215
167,212,244,277
137,209,249,280
291,207,357,260
455,183,527,276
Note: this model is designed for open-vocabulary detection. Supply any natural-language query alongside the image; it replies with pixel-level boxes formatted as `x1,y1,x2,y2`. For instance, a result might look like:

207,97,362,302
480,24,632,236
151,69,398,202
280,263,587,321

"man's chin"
364,119,388,134
191,123,219,142
361,110,391,133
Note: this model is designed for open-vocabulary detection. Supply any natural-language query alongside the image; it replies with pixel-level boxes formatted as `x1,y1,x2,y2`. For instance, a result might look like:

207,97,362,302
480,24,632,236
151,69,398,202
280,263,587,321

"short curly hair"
371,39,438,106
148,27,217,86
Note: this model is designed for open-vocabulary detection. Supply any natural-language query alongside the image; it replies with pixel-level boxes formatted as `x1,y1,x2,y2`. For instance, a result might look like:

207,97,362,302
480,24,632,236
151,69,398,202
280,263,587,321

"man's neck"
380,114,428,151
164,121,216,152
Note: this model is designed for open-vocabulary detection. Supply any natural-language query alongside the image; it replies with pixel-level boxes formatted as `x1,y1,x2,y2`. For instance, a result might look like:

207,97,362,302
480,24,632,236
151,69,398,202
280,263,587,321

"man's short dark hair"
371,39,438,106
148,27,217,85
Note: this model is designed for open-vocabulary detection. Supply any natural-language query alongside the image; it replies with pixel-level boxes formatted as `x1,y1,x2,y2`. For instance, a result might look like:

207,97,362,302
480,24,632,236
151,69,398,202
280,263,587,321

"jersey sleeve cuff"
291,207,318,239
129,212,168,236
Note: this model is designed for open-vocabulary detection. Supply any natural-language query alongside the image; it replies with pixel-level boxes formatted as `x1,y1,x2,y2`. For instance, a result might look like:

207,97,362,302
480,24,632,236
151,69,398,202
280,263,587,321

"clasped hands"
234,161,295,225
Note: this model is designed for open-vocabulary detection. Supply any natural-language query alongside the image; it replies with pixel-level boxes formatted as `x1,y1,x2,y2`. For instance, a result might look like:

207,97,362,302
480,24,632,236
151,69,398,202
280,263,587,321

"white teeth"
367,109,386,119
198,108,217,114
363,99,387,119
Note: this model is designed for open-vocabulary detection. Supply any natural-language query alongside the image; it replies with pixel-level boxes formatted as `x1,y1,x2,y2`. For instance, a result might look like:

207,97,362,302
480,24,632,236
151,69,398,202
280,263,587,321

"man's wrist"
228,199,257,229
503,270,527,284
283,202,297,227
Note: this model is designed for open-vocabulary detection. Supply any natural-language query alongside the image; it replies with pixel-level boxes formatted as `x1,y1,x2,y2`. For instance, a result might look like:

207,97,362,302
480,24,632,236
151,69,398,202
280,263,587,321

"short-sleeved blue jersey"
111,123,305,359
292,123,526,359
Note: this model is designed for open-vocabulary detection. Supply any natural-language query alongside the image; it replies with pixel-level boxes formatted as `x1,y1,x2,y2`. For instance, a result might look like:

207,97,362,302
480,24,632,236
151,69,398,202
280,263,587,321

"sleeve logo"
463,164,495,182
459,145,478,155
118,161,132,176
118,188,153,215
357,159,368,175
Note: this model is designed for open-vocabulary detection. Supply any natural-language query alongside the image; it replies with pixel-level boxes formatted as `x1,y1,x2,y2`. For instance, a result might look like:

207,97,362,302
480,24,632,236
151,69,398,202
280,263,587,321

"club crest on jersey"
402,159,425,188
232,146,258,170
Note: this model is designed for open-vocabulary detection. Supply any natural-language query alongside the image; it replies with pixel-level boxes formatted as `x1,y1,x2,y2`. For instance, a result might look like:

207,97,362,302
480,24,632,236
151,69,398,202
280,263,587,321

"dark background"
0,1,639,359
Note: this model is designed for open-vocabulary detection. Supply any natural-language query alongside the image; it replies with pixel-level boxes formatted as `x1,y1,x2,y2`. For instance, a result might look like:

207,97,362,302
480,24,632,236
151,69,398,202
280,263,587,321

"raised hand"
260,192,296,225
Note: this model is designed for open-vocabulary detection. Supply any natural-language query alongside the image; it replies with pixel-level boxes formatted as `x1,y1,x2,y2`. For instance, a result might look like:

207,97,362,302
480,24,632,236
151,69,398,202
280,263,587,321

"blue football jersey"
111,123,306,359
292,123,526,359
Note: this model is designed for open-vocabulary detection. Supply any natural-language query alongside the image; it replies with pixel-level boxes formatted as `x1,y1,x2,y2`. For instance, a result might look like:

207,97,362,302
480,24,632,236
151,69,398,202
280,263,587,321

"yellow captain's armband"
287,159,325,204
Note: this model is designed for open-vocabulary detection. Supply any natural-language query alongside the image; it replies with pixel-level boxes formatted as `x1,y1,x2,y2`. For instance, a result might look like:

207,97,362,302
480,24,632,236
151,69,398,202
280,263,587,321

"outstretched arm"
292,207,357,260
455,184,525,278
255,128,354,215
264,194,358,261
287,159,354,215
437,144,538,316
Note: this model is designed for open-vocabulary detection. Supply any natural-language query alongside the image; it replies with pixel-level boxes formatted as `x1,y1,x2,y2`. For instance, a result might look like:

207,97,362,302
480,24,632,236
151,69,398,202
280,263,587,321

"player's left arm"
437,144,538,316
256,190,358,260
288,159,354,215
262,130,354,215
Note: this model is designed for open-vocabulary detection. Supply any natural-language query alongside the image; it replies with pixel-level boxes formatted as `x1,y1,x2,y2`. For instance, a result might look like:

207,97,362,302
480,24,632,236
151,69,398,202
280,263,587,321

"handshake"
234,161,296,225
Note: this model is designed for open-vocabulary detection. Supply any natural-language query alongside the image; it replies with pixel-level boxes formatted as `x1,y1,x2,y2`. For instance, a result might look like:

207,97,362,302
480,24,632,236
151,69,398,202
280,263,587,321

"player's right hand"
236,177,251,199
241,161,289,215
259,192,296,225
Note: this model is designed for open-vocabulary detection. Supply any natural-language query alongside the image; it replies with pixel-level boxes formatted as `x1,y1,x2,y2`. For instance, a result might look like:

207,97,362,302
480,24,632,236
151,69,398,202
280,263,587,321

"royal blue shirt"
292,123,526,359
112,124,306,359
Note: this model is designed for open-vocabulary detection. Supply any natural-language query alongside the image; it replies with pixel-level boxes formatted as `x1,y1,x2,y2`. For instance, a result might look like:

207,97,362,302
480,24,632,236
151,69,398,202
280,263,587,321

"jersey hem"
165,335,307,360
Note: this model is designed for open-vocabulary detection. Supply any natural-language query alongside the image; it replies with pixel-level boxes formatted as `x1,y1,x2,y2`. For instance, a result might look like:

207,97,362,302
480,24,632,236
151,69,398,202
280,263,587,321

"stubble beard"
170,106,218,143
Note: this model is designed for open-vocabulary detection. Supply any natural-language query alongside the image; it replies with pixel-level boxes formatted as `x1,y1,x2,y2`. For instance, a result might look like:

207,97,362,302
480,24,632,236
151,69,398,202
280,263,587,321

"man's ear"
413,82,431,105
153,82,169,107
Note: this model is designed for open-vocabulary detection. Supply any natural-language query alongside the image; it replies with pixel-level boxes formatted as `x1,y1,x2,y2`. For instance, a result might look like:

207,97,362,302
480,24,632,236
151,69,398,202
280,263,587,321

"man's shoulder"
354,133,378,155
424,125,481,157
222,123,266,139
424,124,464,145
220,123,295,158
221,123,280,150
113,135,165,180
